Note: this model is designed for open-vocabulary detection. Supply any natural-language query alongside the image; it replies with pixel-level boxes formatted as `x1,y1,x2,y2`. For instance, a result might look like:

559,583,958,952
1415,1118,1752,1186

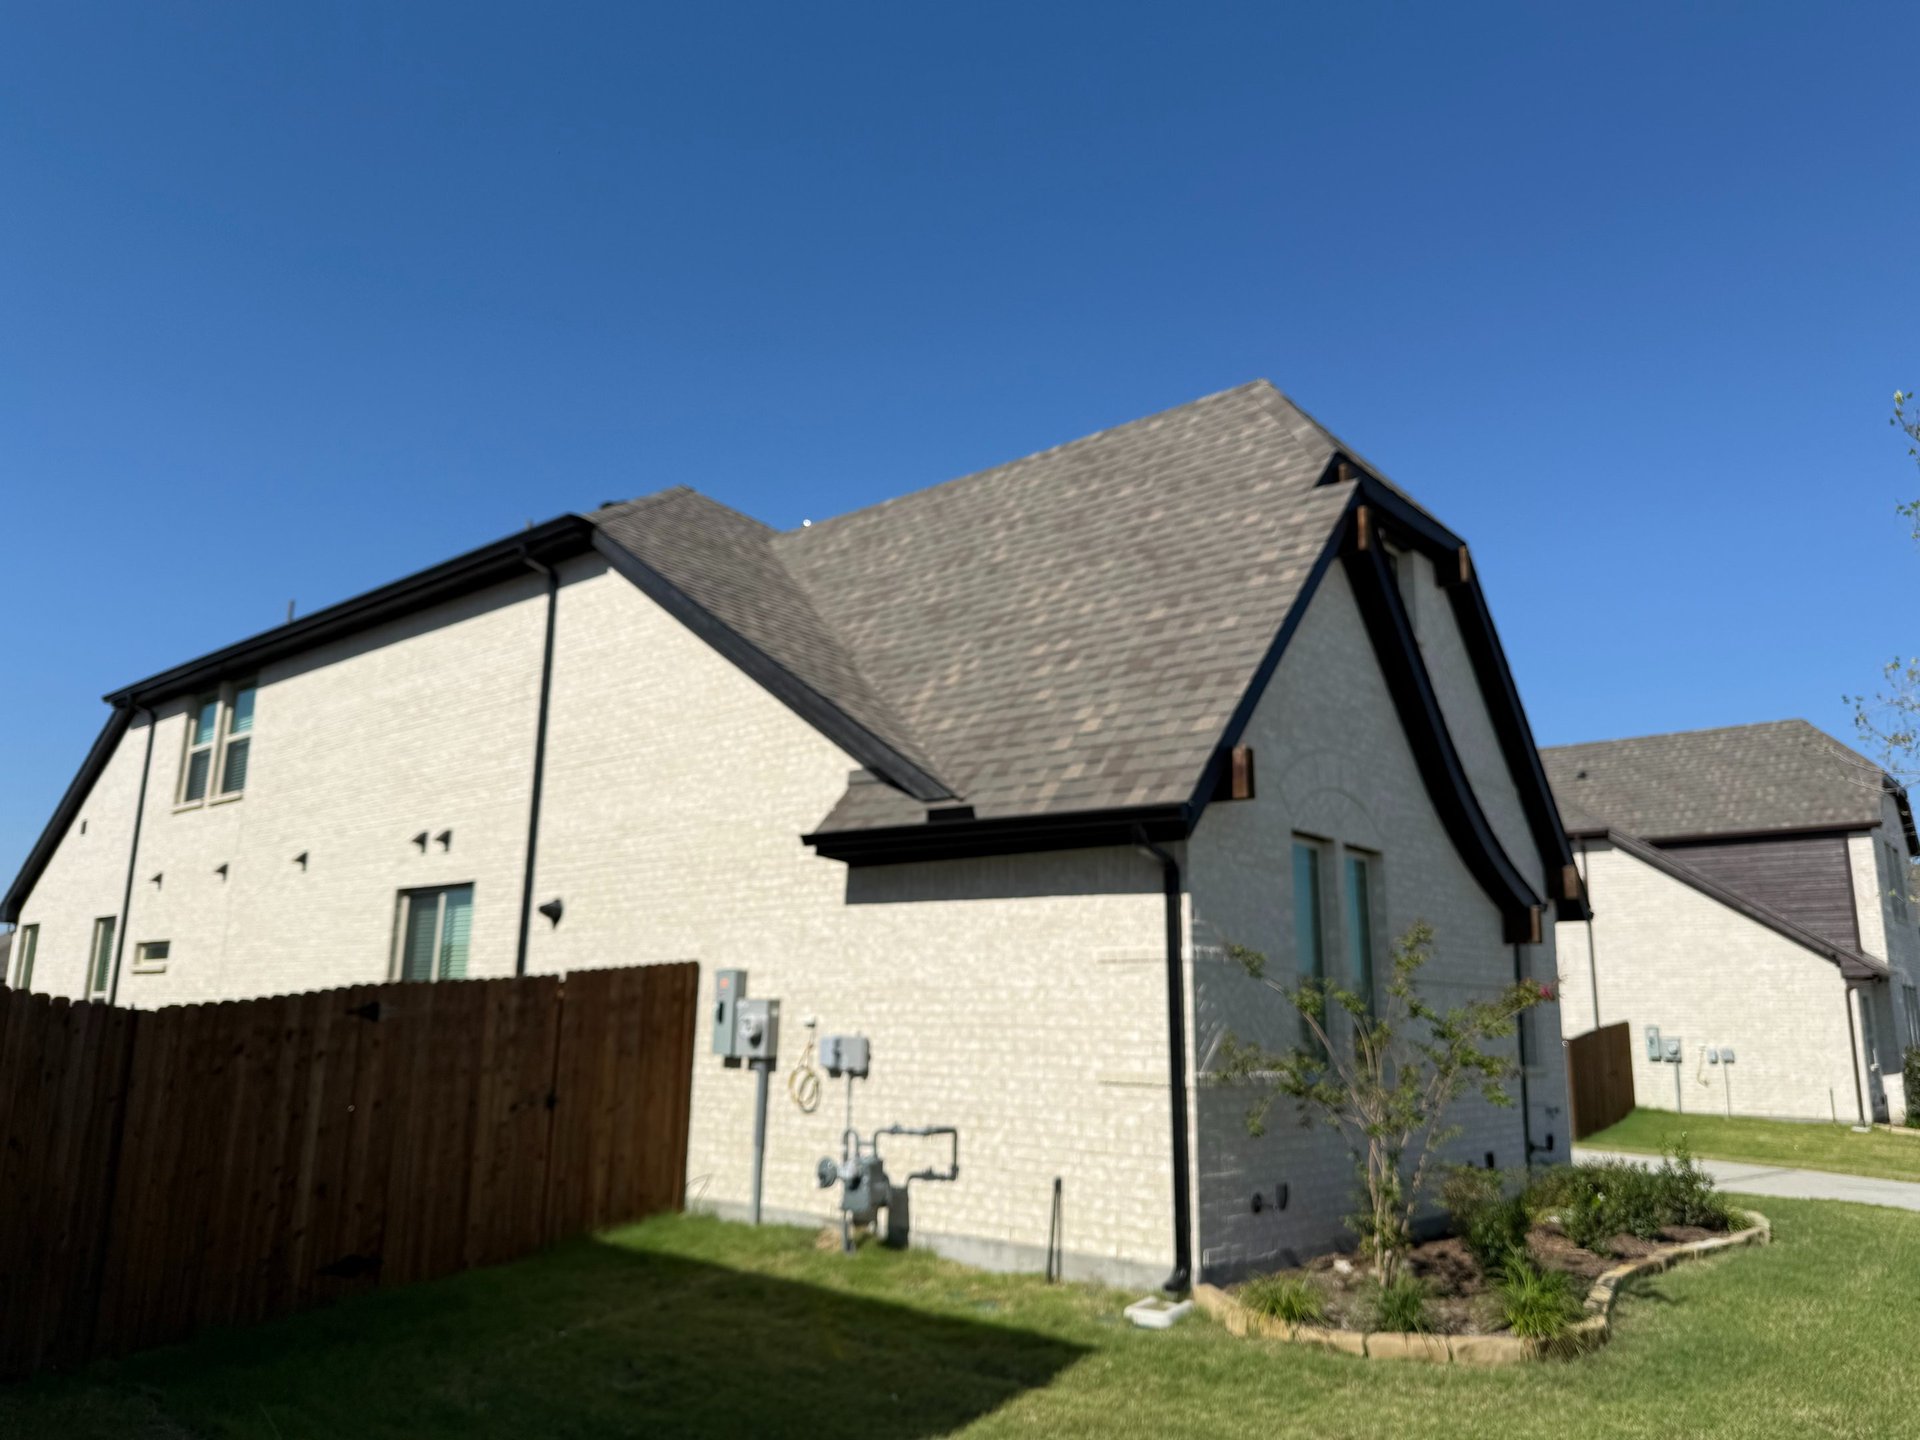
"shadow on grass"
4,1228,1088,1440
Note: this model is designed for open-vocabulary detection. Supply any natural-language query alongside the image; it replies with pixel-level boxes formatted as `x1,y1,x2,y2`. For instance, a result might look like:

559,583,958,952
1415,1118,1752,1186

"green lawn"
2,1200,1913,1440
1584,1107,1920,1184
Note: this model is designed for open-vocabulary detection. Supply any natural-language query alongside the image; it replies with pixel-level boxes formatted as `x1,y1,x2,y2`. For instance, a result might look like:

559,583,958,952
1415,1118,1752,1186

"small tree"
1850,389,1920,788
1215,921,1543,1288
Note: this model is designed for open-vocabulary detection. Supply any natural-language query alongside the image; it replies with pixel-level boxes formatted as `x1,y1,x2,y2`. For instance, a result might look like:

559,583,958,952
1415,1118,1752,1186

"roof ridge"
594,486,774,535
1543,718,1831,752
775,380,1287,541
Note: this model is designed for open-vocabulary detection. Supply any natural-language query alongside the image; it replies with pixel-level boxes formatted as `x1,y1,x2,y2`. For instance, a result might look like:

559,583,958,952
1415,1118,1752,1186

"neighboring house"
1544,720,1920,1126
4,381,1583,1287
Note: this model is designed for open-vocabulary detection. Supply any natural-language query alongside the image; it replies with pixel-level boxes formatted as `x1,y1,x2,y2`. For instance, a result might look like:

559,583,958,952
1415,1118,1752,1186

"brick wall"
15,557,1174,1284
1556,840,1869,1124
1185,561,1568,1282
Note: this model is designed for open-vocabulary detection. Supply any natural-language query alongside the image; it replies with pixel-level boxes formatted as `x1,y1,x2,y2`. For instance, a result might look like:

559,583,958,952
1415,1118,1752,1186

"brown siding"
1656,832,1859,949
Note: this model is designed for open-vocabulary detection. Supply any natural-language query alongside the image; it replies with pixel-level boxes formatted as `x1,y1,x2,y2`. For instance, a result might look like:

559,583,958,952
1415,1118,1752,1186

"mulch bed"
1279,1218,1728,1336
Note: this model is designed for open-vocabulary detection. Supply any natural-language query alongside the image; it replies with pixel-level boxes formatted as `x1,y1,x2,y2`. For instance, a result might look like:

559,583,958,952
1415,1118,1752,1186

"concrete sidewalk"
1573,1146,1920,1213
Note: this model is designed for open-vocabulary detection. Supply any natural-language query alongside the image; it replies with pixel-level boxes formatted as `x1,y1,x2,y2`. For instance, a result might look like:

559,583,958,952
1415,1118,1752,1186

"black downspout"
107,705,156,1006
1135,826,1192,1294
1578,834,1600,1026
1511,941,1539,1166
1844,983,1868,1127
515,556,560,978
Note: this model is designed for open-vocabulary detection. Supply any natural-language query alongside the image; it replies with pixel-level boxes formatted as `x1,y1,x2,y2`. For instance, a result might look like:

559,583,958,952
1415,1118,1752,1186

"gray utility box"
820,1033,870,1078
713,969,748,1064
737,998,780,1064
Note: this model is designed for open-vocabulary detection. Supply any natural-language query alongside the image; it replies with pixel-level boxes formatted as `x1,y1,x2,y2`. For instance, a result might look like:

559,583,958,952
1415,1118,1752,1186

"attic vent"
1575,769,1588,780
927,804,976,824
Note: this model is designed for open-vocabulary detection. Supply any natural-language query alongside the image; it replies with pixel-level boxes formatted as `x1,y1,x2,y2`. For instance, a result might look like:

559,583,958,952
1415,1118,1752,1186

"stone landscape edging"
1190,1210,1770,1365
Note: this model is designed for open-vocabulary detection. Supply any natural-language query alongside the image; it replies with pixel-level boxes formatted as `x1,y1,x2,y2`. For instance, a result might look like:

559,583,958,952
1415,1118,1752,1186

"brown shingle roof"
592,381,1357,824
1541,720,1890,841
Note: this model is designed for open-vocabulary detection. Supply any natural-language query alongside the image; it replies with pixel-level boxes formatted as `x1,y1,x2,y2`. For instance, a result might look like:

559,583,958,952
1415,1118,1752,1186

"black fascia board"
7,516,598,925
1604,827,1886,981
803,803,1193,866
1437,556,1586,919
589,533,955,805
107,515,599,707
2,707,134,923
1349,469,1588,921
1185,493,1357,815
1341,515,1543,938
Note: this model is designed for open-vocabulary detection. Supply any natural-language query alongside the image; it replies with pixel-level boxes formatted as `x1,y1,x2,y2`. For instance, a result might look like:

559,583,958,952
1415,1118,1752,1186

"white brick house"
1545,722,1920,1126
4,382,1582,1287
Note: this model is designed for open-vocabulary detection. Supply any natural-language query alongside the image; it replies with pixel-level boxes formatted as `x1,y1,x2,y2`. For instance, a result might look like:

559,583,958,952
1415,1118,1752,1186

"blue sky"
2,3,1916,881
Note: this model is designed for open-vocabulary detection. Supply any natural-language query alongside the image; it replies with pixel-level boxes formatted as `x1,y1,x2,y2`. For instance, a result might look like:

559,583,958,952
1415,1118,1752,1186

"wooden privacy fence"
1565,1020,1635,1141
0,963,697,1381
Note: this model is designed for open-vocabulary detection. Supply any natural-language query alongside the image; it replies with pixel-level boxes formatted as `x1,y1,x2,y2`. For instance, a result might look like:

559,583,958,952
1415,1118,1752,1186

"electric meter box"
820,1033,870,1078
737,998,780,1063
713,969,748,1059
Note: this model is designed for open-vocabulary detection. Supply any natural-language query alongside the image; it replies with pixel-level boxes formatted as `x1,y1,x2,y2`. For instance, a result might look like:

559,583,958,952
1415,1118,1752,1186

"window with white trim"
10,924,37,991
178,679,257,805
87,916,115,999
133,940,171,974
392,884,474,982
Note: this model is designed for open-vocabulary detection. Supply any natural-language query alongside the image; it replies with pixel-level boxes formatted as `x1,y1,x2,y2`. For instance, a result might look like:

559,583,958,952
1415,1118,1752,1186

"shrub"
1494,1255,1584,1340
1370,1274,1432,1333
1440,1165,1531,1272
1238,1273,1327,1326
1528,1142,1731,1254
1904,1047,1920,1127
1520,1163,1582,1217
1652,1140,1731,1229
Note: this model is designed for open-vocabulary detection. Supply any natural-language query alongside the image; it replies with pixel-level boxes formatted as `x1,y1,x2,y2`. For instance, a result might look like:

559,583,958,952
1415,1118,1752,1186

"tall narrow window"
11,924,37,991
1345,852,1376,1007
219,683,255,796
393,885,474,982
1292,840,1325,983
88,916,116,999
181,695,220,803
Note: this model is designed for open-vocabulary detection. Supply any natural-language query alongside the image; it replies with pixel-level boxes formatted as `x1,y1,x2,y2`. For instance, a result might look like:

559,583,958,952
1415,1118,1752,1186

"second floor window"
179,680,257,805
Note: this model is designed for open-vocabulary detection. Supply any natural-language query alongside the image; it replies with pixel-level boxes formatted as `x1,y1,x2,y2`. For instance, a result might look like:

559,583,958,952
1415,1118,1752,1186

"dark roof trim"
1341,509,1544,943
1187,497,1354,815
2,706,133,923
1601,827,1887,981
1351,468,1587,921
803,802,1192,866
590,534,955,804
1890,784,1919,855
1572,819,1881,845
6,517,601,923
107,515,599,707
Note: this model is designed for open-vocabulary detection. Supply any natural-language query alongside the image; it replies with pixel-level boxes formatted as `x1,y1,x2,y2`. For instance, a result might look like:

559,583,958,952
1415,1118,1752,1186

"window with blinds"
393,885,474,982
88,916,115,999
177,679,258,806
